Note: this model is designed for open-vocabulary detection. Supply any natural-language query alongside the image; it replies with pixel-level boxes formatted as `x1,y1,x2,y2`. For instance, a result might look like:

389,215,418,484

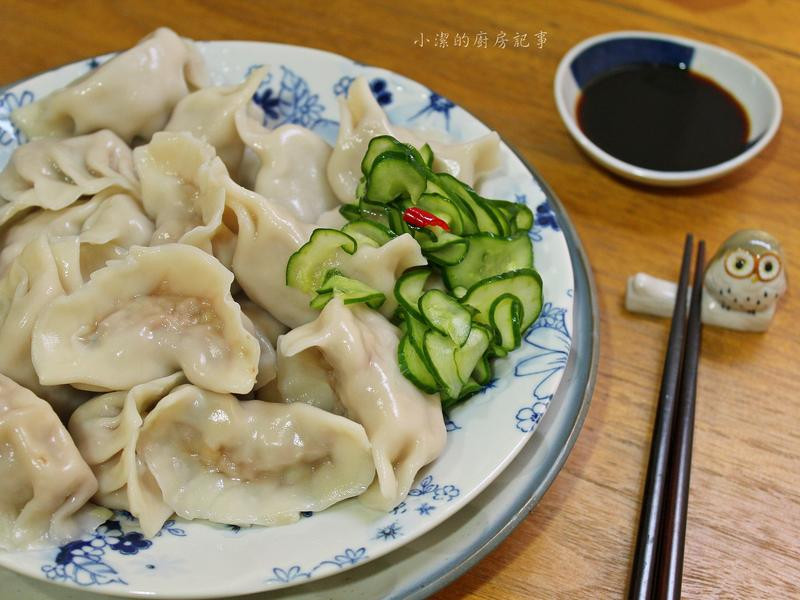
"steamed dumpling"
221,160,426,326
0,196,103,277
12,28,208,143
278,299,447,510
0,192,153,284
53,193,155,291
235,115,340,223
68,374,184,536
0,233,97,421
166,67,267,174
0,130,138,226
0,236,66,402
240,312,277,390
31,244,260,393
133,132,228,254
0,373,108,549
326,76,501,203
137,384,375,532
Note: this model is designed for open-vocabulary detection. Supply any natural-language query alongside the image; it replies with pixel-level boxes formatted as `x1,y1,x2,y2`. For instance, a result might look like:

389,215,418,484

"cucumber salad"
287,135,543,408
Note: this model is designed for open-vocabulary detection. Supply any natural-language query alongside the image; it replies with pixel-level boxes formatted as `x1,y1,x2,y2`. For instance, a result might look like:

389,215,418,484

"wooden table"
1,1,797,598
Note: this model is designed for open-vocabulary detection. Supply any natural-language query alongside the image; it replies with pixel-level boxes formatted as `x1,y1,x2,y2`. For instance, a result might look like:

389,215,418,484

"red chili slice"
402,207,450,231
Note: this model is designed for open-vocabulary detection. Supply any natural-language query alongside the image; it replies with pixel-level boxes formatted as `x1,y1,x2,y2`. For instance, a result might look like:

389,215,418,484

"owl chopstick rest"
626,230,787,331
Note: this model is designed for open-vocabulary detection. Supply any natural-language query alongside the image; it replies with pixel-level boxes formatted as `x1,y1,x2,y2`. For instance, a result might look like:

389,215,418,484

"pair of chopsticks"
629,234,705,600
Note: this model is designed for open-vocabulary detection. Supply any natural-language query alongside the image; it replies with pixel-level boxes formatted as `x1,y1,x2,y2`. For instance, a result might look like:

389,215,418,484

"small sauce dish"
554,31,782,186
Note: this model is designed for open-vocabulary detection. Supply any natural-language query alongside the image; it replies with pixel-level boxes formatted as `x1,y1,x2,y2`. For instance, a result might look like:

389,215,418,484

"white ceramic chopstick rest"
626,230,787,332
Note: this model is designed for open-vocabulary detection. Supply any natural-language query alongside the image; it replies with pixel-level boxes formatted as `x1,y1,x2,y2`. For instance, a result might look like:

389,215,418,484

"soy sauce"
577,64,749,171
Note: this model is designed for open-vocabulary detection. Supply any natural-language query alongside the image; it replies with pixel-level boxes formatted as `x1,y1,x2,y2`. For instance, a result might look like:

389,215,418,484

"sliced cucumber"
416,193,465,235
313,271,386,309
485,198,534,232
471,355,491,385
339,203,362,222
489,293,522,351
461,268,543,331
386,205,412,235
342,219,394,246
415,228,469,266
423,329,462,399
286,229,357,293
455,325,492,383
404,312,430,356
419,289,472,346
398,333,438,393
364,151,426,204
436,173,502,234
394,266,431,320
422,324,490,400
355,177,367,201
424,239,469,266
361,135,407,176
443,232,532,289
419,143,434,168
425,177,479,234
452,378,483,404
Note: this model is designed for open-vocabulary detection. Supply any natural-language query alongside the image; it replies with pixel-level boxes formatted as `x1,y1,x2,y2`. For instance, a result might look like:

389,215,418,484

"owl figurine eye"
724,249,755,278
758,252,781,281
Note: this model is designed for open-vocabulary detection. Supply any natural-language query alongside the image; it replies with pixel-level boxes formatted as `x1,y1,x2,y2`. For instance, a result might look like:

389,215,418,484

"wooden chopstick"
629,234,694,600
655,241,705,599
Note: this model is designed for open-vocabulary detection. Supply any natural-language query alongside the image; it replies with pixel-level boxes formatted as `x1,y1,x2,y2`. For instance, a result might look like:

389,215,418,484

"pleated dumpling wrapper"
0,373,109,550
137,384,375,535
0,130,139,227
68,374,185,537
11,27,208,144
32,244,260,394
278,299,447,511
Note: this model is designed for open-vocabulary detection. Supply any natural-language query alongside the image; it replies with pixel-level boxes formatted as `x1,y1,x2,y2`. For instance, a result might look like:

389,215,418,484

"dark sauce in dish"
577,64,750,171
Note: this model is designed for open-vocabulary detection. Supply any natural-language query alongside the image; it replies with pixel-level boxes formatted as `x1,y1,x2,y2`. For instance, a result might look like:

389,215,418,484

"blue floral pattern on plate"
40,512,186,587
513,302,572,433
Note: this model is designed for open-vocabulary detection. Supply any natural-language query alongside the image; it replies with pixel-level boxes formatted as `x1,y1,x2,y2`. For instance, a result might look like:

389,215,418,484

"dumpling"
0,373,108,549
31,244,260,394
0,236,66,401
240,312,277,390
271,345,344,415
134,132,233,262
235,115,340,223
12,28,208,143
68,374,184,536
238,298,286,391
278,299,447,510
61,192,155,288
137,384,375,533
326,76,501,203
166,67,267,175
1,192,154,291
238,297,288,347
0,130,138,226
0,196,104,276
220,167,319,327
224,172,426,326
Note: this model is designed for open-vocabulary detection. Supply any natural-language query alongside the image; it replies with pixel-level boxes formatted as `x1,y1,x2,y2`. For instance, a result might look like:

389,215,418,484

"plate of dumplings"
0,28,577,597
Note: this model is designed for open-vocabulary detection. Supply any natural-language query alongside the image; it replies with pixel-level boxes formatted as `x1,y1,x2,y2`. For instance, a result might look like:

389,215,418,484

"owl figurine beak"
625,229,787,332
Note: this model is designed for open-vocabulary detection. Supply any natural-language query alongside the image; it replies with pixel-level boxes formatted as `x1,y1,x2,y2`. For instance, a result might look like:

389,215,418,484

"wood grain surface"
0,1,797,598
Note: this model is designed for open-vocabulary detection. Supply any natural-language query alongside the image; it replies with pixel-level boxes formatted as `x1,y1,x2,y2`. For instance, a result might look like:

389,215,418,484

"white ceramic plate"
0,41,574,598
